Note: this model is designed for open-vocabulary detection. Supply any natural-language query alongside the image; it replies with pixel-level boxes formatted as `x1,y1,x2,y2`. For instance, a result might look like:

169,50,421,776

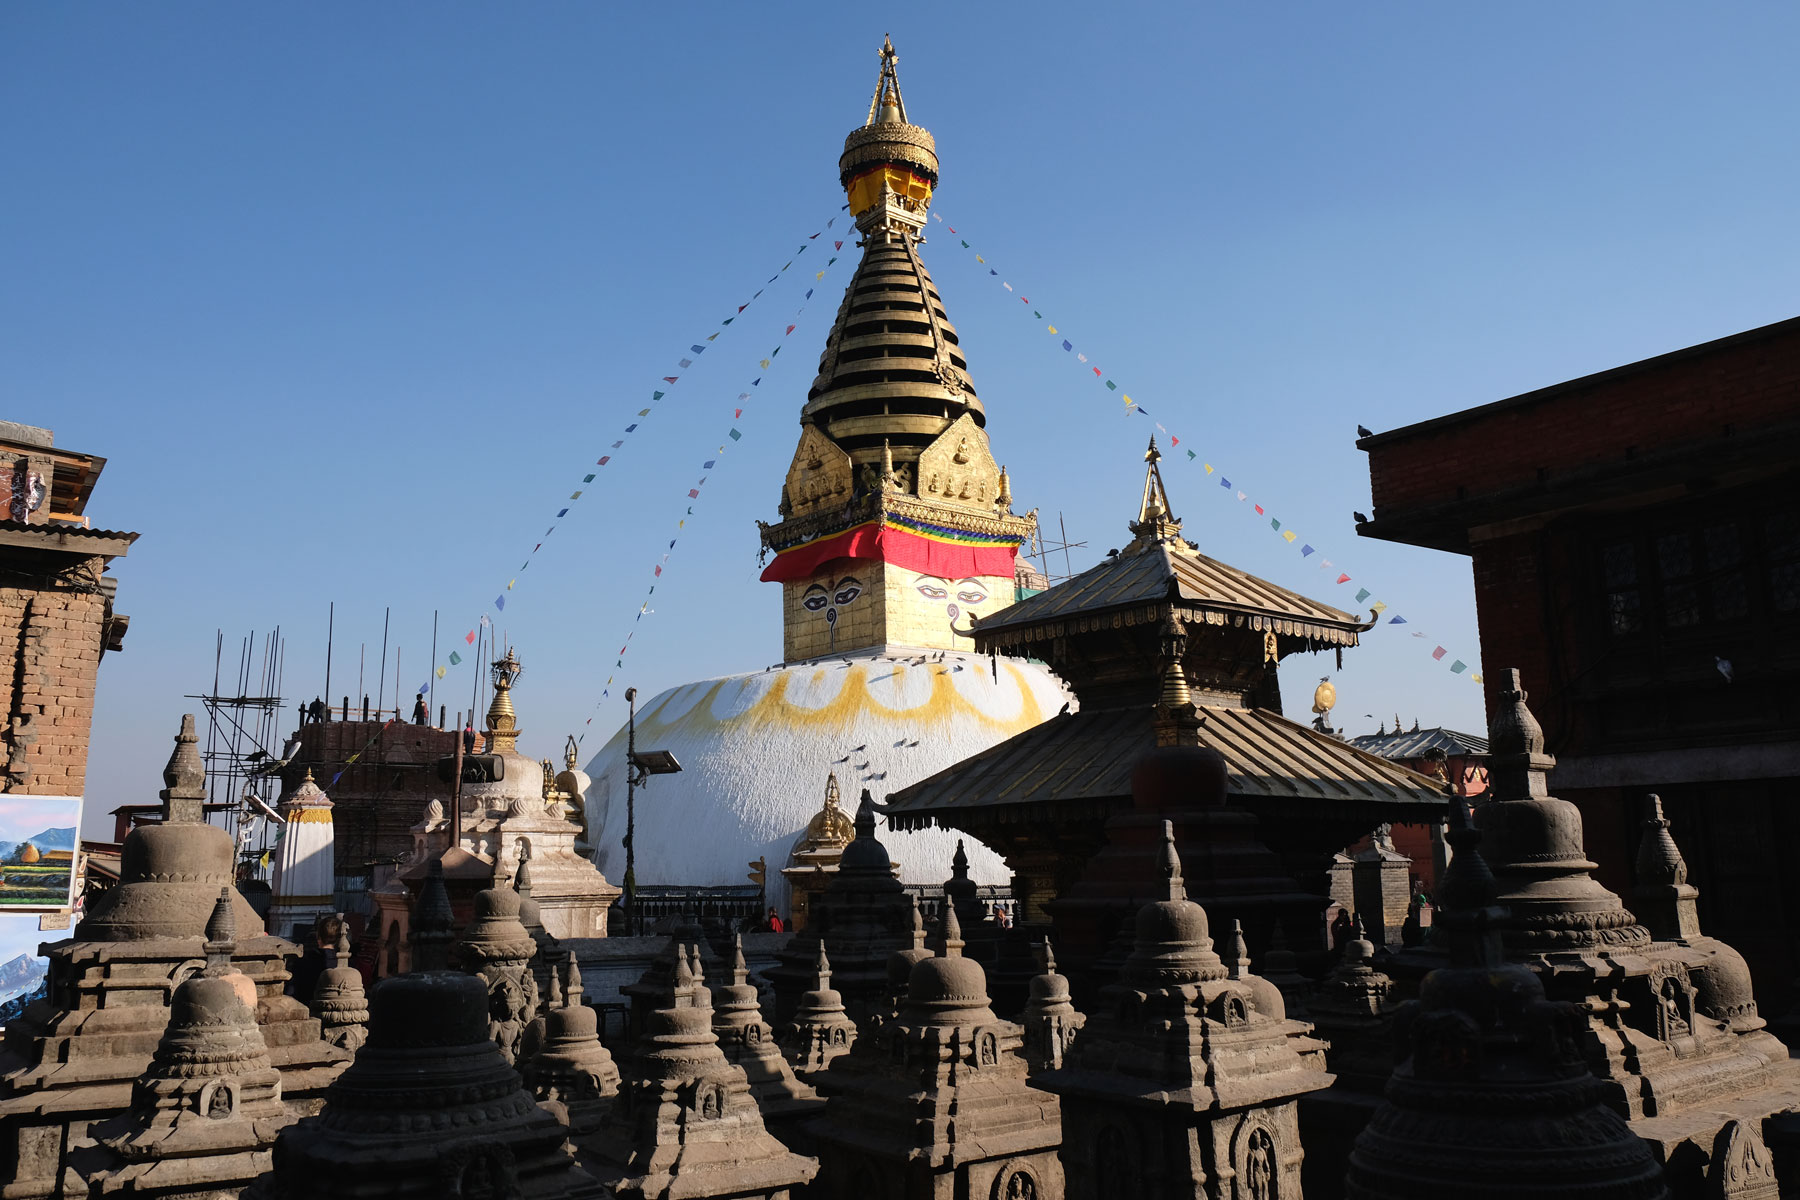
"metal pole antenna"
624,687,639,935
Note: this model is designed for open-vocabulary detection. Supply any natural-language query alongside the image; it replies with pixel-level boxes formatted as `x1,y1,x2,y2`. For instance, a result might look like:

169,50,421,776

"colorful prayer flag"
495,595,505,611
1301,545,1314,556
598,456,610,465
703,460,716,469
1432,646,1447,660
653,390,665,400
786,325,795,335
729,429,742,440
678,358,692,368
450,651,462,665
435,665,447,679
1389,615,1407,624
1336,573,1351,584
1451,660,1468,673
1355,588,1371,603
1255,505,1264,515
556,508,568,518
1062,340,1072,351
688,489,700,498
1106,380,1117,390
1283,531,1297,543
464,630,476,645
583,474,595,482
663,376,678,384
1371,601,1389,615
760,359,770,368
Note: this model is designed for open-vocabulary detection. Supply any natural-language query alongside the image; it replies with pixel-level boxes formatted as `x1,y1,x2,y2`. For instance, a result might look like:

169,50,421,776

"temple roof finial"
866,34,908,126
1128,437,1184,551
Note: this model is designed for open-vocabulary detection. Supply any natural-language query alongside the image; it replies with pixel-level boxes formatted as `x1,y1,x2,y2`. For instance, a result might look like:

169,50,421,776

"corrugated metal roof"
1347,727,1489,760
884,702,1448,826
972,541,1367,647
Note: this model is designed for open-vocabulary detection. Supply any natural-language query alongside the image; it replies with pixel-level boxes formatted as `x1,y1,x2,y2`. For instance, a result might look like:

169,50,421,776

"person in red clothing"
765,907,785,933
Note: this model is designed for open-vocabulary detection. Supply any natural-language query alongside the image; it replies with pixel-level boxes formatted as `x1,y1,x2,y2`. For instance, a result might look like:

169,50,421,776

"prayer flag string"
417,212,840,695
929,208,1483,686
576,235,850,740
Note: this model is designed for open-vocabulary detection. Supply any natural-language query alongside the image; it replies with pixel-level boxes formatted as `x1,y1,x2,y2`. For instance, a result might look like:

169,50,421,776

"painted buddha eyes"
805,577,863,612
914,576,988,605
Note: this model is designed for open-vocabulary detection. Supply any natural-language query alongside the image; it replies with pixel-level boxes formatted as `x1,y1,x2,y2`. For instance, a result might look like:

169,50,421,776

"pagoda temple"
581,37,1069,912
885,440,1449,946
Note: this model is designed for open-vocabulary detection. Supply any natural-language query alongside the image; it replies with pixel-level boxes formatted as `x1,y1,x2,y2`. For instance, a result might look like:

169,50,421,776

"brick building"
1357,314,1800,999
0,421,133,799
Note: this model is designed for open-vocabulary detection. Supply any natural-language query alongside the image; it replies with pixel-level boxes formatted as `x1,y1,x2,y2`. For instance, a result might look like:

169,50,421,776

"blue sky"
5,6,1797,837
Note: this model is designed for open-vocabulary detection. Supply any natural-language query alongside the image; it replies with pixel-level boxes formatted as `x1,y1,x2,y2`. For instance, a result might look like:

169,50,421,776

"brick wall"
0,552,108,796
1367,317,1800,515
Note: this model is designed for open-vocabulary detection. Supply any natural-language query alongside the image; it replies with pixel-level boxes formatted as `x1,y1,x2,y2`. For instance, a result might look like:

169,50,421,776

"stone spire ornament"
254,971,604,1200
588,943,818,1200
522,954,619,1141
709,933,821,1141
408,857,456,972
811,884,1064,1200
779,942,857,1082
1633,793,1700,942
1019,939,1084,1076
82,893,291,1197
310,918,369,1053
883,892,933,1012
0,716,349,1200
1039,821,1329,1200
455,872,540,1066
1345,798,1671,1200
768,789,914,1024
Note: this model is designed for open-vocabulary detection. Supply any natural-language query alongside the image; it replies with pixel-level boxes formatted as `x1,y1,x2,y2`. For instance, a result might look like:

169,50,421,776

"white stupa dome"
582,647,1069,913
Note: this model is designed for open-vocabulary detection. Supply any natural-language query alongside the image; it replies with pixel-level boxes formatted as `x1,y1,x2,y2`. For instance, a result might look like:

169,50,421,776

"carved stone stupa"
1466,670,1800,1187
0,715,348,1200
1345,801,1671,1199
587,945,818,1200
81,890,291,1198
1018,940,1084,1077
779,944,858,1083
811,902,1065,1200
253,971,604,1200
709,934,821,1144
308,920,369,1054
1038,821,1331,1200
521,954,619,1140
454,874,541,1067
767,791,913,1025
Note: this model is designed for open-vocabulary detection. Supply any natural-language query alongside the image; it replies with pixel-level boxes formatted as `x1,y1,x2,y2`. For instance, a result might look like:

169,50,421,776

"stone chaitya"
252,970,604,1200
810,901,1064,1200
307,921,369,1053
521,954,619,1141
882,894,932,1014
587,945,818,1200
1296,914,1397,1200
1018,940,1083,1077
454,871,542,1066
778,944,858,1084
709,935,821,1145
1344,798,1670,1199
0,715,348,1200
767,791,913,1025
1037,821,1330,1200
79,890,290,1198
1438,670,1800,1190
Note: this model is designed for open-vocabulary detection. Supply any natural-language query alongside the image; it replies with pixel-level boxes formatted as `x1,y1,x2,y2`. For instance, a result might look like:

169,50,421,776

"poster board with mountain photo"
0,914,51,1020
0,795,82,913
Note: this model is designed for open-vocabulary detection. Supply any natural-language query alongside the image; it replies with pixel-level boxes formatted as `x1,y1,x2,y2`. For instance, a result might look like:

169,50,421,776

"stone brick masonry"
0,551,109,796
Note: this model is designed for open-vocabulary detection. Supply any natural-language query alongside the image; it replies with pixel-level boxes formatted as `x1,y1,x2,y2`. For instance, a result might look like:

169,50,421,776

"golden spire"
841,36,937,238
866,35,908,125
485,648,524,754
1128,437,1185,550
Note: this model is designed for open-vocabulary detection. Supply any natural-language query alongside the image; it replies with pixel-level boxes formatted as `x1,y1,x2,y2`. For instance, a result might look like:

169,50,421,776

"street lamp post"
622,686,681,936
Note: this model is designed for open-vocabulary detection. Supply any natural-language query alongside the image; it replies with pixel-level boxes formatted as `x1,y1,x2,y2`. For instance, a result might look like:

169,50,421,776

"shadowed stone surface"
0,717,347,1200
588,944,817,1200
1345,797,1670,1199
522,955,620,1140
811,903,1064,1200
252,971,602,1199
1038,821,1330,1200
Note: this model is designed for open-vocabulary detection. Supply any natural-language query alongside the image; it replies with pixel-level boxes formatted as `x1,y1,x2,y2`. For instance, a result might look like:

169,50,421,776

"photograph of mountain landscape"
0,795,81,912
0,914,49,1014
